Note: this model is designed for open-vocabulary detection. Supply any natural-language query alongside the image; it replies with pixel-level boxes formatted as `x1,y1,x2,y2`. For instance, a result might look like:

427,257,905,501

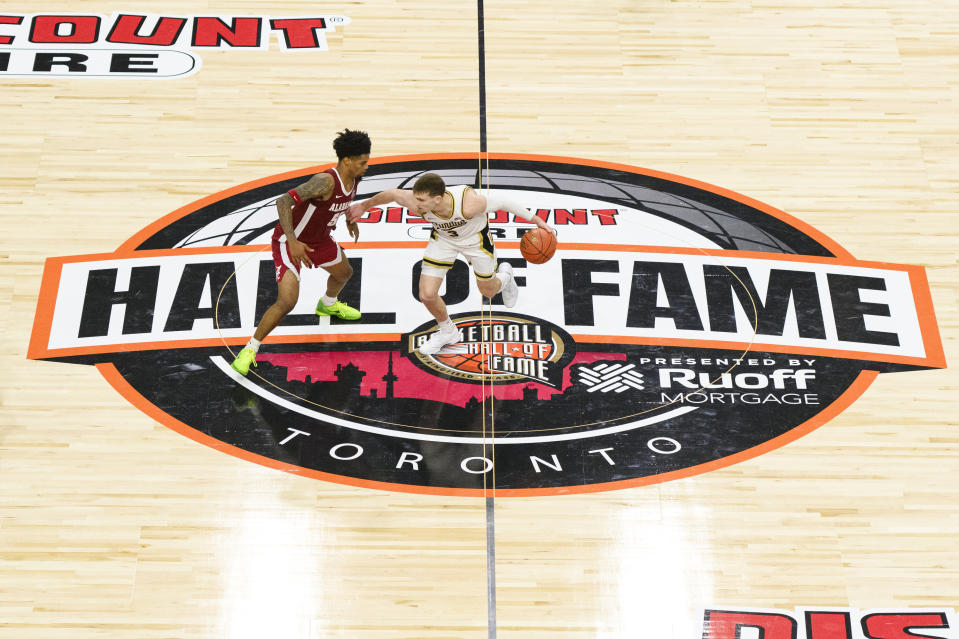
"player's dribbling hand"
537,222,558,236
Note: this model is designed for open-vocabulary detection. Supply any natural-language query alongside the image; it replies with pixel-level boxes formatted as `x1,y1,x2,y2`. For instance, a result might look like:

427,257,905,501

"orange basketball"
520,227,557,264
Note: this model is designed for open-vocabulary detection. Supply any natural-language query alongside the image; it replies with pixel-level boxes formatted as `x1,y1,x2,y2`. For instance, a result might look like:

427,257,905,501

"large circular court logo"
28,154,944,495
405,313,574,386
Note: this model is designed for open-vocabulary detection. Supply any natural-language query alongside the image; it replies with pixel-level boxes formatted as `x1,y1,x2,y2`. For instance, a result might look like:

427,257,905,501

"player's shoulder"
459,185,487,214
453,184,481,204
300,172,335,199
311,171,335,186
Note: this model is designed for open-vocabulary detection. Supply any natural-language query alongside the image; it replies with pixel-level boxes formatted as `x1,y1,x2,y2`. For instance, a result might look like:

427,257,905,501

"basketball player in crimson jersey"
231,129,371,375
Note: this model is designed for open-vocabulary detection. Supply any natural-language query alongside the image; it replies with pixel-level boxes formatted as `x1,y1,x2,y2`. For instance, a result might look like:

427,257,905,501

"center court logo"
28,154,946,496
404,313,573,387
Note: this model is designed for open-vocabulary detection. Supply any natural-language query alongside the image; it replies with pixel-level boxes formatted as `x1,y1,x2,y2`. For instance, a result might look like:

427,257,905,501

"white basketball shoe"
417,325,461,354
497,262,518,308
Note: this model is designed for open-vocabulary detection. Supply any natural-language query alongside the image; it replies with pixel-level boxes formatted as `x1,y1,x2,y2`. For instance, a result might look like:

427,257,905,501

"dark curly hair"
332,129,371,159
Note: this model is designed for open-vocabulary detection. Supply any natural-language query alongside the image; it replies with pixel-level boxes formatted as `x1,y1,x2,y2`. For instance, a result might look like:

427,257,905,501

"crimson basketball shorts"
271,235,343,282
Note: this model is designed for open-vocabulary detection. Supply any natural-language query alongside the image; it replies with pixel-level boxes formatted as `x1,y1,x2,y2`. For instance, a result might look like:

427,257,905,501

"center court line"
485,496,496,639
210,355,699,445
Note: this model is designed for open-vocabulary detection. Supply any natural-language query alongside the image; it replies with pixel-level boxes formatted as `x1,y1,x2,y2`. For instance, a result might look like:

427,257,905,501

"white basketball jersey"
422,185,489,243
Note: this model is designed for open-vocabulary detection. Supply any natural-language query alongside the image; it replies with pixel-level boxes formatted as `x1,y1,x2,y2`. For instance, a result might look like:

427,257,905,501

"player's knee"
329,261,353,284
419,286,440,305
477,280,499,298
275,294,298,314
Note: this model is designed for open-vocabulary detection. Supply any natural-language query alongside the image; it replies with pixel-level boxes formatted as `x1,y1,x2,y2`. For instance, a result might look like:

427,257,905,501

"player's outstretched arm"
470,189,556,234
348,188,412,221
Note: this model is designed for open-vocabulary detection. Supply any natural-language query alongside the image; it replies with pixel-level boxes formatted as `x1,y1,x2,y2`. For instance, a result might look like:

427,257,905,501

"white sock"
439,319,455,332
321,295,337,306
246,337,261,353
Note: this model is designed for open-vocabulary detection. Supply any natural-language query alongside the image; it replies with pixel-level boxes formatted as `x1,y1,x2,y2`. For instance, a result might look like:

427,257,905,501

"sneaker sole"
417,333,461,355
498,264,518,307
503,283,518,308
316,310,361,320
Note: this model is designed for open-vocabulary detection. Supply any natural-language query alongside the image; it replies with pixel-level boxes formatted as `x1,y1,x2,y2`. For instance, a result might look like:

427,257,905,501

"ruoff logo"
0,13,349,78
28,154,946,496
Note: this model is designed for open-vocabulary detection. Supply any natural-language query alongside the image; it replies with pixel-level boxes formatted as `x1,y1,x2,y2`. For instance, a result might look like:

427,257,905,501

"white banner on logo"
32,245,937,366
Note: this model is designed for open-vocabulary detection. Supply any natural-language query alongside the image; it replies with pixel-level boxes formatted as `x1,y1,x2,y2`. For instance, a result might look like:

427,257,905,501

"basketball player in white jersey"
348,172,555,354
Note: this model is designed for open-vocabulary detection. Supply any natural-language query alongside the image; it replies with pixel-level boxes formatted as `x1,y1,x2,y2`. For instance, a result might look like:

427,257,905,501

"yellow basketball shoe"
231,347,257,376
316,300,361,320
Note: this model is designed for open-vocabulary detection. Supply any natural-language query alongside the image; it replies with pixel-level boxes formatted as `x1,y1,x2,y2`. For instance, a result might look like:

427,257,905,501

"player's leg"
467,232,517,307
419,272,449,323
420,234,458,323
232,268,300,375
416,237,462,354
315,243,360,320
475,270,504,302
255,269,301,339
416,272,461,354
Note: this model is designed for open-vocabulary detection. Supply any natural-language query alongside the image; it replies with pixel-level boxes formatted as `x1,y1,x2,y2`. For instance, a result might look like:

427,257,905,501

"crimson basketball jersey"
271,167,358,245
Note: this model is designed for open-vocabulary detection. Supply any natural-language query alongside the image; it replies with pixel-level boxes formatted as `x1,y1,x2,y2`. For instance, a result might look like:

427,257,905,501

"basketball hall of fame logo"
28,154,946,496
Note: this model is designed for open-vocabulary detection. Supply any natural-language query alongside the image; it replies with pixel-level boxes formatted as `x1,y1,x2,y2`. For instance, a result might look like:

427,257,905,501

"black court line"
476,0,496,637
477,0,488,155
486,495,497,639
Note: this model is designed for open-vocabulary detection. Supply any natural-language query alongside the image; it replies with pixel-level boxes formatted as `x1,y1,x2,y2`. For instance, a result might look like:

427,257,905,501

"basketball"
520,227,557,264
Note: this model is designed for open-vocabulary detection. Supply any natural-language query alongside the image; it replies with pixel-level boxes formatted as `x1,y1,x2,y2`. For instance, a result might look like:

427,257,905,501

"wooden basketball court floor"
2,1,957,637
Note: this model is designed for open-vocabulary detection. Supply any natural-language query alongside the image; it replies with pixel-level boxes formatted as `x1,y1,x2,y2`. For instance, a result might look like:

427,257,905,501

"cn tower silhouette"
382,351,398,399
